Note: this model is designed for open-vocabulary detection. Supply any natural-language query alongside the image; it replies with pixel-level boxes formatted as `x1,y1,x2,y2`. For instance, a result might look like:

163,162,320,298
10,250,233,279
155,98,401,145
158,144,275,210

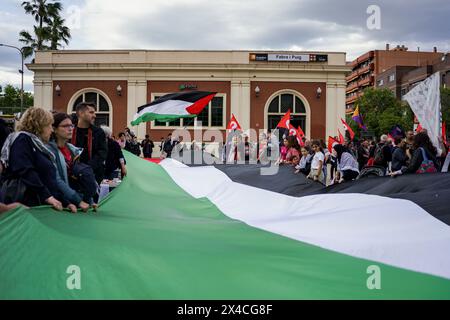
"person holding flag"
225,114,243,163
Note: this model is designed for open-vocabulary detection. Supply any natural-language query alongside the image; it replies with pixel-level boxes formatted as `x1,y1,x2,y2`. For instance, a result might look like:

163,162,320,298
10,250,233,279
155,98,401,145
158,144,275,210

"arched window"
71,91,111,127
267,93,307,131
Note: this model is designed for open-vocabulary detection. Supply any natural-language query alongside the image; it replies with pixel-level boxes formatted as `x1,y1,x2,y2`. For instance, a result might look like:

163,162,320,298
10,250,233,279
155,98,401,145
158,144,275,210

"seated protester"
291,155,300,167
277,138,289,164
307,140,325,184
321,140,330,181
332,144,360,182
101,125,127,180
285,136,300,164
391,137,408,172
0,108,64,210
47,113,92,212
391,132,440,176
295,146,313,175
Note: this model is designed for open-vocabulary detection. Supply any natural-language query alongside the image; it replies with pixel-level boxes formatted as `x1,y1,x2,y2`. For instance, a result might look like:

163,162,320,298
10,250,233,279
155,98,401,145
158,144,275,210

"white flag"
403,72,442,155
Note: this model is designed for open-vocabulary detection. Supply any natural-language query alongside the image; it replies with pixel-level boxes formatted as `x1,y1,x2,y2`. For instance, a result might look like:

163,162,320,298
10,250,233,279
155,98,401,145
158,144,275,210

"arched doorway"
68,88,112,127
264,90,310,137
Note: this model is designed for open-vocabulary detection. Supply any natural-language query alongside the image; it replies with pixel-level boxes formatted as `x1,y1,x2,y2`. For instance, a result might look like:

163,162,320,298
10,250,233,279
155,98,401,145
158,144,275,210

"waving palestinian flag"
131,91,216,126
1,153,450,299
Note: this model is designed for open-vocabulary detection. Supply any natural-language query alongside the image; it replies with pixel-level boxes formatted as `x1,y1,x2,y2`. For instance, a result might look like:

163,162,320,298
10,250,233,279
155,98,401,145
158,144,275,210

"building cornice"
27,63,351,73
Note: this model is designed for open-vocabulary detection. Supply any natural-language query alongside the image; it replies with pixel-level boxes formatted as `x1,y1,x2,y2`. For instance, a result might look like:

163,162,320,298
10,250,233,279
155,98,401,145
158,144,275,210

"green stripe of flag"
131,113,196,126
1,153,449,299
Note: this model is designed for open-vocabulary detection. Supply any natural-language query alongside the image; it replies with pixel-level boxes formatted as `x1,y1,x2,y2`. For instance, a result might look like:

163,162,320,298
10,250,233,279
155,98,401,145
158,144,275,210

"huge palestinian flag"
131,91,216,126
1,153,450,299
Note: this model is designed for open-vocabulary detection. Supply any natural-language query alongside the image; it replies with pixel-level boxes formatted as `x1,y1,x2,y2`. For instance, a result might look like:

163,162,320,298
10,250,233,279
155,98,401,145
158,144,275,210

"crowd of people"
0,103,154,214
1,105,448,213
215,128,449,186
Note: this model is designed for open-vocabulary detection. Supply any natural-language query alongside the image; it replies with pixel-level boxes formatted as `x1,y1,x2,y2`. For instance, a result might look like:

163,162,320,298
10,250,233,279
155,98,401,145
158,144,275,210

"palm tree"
48,16,71,50
19,26,51,59
21,0,62,51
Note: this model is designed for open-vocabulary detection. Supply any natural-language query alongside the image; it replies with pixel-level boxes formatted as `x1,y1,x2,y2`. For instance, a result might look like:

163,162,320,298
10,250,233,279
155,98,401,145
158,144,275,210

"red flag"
443,122,447,147
297,126,305,138
288,124,297,137
328,136,339,153
297,126,305,146
337,129,345,144
340,118,355,141
276,110,291,129
227,114,242,130
416,123,423,133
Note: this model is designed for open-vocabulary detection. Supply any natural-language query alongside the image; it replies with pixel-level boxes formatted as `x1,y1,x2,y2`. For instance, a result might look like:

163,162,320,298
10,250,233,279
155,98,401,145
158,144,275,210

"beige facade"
28,50,350,140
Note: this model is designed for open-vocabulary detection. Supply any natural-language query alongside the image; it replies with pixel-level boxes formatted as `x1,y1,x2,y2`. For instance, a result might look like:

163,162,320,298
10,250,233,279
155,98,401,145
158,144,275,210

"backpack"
416,147,437,174
373,144,385,166
69,161,98,201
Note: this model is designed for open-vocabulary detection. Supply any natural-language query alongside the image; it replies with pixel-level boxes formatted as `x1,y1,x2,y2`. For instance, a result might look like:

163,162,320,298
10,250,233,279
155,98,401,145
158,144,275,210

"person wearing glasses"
0,108,64,210
47,112,92,212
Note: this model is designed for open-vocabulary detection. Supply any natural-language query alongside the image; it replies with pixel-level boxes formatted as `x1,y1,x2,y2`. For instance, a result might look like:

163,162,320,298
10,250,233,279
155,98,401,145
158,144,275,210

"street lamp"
0,43,24,114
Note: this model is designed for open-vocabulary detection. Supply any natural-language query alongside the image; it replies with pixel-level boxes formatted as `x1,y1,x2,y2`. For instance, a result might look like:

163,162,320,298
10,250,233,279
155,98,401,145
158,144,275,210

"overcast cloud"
1,0,449,92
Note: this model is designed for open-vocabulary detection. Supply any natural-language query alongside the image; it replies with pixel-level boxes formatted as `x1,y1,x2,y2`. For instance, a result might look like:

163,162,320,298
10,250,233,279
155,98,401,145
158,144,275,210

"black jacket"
2,134,64,206
105,138,125,177
402,146,440,174
72,125,108,183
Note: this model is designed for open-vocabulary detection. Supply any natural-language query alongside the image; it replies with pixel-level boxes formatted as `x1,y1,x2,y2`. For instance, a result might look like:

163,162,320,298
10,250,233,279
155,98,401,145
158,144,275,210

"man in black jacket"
72,102,108,184
141,134,154,158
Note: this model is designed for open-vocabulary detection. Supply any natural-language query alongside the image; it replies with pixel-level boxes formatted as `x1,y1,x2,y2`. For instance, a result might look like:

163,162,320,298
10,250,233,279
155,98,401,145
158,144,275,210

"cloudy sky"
1,0,449,92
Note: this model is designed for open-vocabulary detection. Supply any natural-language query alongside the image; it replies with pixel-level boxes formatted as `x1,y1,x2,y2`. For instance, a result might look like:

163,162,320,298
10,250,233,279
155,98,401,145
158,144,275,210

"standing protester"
141,134,155,158
117,132,127,149
372,134,392,174
391,132,440,176
405,130,415,150
0,118,13,175
357,140,370,170
163,133,179,158
391,137,408,172
101,126,127,180
0,108,64,210
72,102,108,184
48,113,92,212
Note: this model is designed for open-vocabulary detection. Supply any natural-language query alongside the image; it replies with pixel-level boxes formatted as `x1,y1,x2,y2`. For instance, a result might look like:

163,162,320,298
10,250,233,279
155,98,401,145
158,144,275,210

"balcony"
358,76,374,87
346,81,359,93
358,63,374,76
346,90,364,104
346,71,359,82
346,95,358,104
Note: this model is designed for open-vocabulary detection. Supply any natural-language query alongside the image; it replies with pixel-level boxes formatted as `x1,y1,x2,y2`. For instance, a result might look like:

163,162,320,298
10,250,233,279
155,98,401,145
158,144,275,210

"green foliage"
352,88,414,139
0,84,34,114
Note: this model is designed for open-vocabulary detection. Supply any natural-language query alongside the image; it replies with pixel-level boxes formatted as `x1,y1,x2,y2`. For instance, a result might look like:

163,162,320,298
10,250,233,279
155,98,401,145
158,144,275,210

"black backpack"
373,144,385,165
69,161,98,202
